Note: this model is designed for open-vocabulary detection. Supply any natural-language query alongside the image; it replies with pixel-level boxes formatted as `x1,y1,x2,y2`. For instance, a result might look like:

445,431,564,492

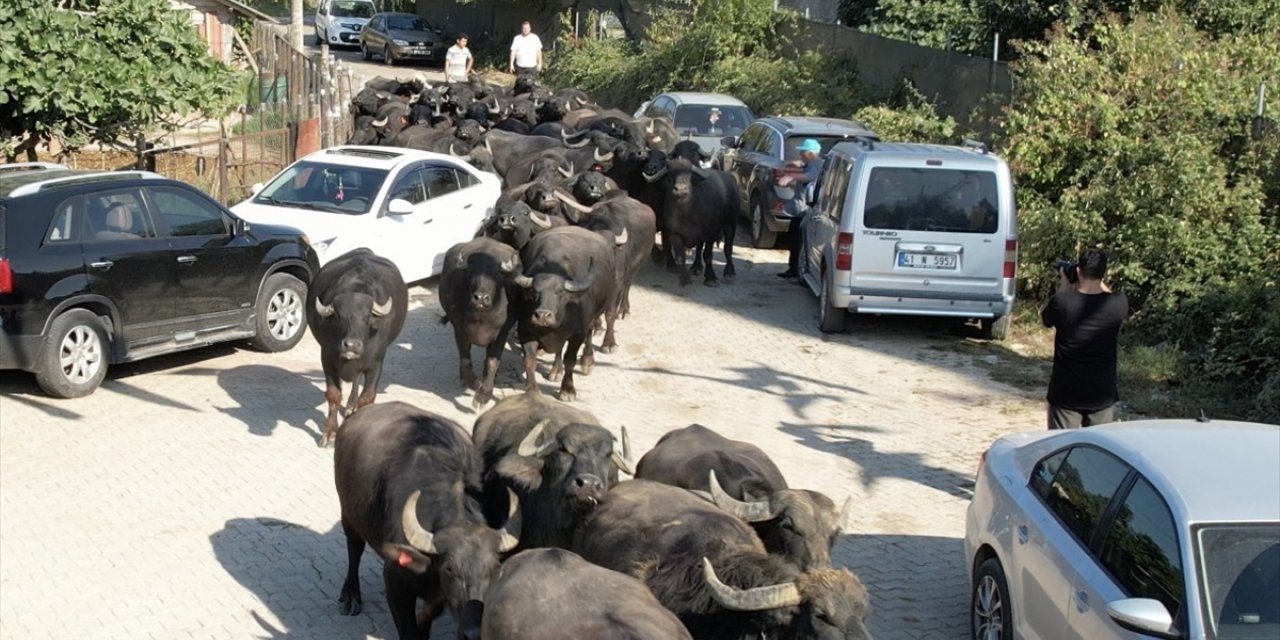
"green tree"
0,0,237,159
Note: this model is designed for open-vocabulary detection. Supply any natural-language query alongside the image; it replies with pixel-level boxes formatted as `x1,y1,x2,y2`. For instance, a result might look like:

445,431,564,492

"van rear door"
850,162,1006,301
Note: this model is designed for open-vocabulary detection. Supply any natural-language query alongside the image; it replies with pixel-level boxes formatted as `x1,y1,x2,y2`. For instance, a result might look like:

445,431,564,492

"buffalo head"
312,290,395,360
513,266,596,329
497,421,632,515
453,250,520,311
700,558,872,640
455,119,485,144
708,471,853,572
486,201,552,251
570,171,609,206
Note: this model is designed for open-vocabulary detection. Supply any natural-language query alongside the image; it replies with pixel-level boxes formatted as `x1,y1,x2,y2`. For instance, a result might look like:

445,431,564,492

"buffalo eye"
781,519,797,532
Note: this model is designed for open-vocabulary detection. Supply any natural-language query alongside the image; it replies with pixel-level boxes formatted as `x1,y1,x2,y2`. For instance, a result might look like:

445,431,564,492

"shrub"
852,80,959,143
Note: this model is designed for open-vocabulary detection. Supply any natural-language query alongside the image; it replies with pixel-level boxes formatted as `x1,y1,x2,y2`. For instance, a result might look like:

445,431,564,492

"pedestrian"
508,21,543,81
445,33,473,84
1041,248,1129,429
777,138,825,279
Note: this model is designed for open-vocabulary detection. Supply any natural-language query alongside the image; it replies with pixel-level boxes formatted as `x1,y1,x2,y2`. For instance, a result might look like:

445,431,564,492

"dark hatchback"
0,164,319,398
715,116,879,248
359,12,447,66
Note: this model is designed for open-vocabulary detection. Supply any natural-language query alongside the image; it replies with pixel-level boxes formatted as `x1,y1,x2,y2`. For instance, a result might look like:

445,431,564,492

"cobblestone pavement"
0,241,1045,639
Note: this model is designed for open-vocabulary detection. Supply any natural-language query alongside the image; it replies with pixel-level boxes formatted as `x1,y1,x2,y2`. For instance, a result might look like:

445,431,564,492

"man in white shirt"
508,21,543,80
444,33,473,83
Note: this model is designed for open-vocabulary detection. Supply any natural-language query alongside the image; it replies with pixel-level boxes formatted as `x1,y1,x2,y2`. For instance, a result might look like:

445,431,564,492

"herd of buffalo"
301,74,871,639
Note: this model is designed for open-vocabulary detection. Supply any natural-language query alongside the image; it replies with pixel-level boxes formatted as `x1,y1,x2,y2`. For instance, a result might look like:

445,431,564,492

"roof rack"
851,134,876,150
7,171,165,198
962,139,990,154
0,162,69,174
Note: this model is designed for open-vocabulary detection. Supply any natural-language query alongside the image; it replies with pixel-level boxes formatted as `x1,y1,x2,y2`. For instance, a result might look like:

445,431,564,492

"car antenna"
1196,409,1211,423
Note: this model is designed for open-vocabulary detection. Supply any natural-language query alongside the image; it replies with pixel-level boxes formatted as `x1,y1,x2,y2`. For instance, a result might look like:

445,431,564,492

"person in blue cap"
777,138,825,279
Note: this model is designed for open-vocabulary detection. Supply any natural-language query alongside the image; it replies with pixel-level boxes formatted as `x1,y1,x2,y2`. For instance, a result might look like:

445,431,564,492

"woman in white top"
508,21,542,79
445,33,473,83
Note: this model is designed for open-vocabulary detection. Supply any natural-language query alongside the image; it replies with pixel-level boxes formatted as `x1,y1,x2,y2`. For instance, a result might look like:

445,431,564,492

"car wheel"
980,315,1010,341
360,40,372,60
972,557,1013,640
250,273,307,352
383,45,395,65
818,268,847,334
35,309,109,398
750,197,777,248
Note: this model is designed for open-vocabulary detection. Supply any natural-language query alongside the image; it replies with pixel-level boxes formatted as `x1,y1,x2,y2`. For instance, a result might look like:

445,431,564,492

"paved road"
0,239,1044,639
291,17,447,88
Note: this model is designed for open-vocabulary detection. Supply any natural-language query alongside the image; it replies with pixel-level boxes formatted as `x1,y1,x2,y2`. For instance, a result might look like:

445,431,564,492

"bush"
852,80,959,143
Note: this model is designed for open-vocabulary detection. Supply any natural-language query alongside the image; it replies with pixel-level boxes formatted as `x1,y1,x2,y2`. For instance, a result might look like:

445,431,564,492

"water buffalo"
439,239,522,409
635,424,852,571
478,130,577,178
308,248,408,447
482,548,692,640
671,138,712,163
503,148,575,187
557,192,656,324
482,201,560,252
573,480,873,640
472,392,632,550
566,170,617,208
333,402,521,639
514,226,623,401
647,158,738,287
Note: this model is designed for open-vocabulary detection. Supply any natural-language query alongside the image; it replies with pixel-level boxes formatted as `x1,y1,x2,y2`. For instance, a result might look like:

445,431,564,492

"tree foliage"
0,0,237,158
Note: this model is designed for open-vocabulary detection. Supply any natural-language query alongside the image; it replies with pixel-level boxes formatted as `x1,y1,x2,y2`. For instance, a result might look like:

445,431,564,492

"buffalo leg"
547,346,565,382
672,234,691,286
600,306,619,355
384,564,427,640
343,372,363,416
690,241,704,276
357,362,384,409
338,519,365,616
455,329,479,391
580,334,595,374
474,333,505,408
722,218,737,283
702,239,719,287
522,341,542,394
558,334,585,402
321,378,343,448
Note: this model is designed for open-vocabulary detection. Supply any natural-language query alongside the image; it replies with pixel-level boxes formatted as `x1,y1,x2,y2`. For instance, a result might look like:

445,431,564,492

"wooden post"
218,121,230,203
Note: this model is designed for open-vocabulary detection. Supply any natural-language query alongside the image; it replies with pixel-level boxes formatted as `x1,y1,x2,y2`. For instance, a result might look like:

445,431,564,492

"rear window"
784,135,859,161
863,167,999,234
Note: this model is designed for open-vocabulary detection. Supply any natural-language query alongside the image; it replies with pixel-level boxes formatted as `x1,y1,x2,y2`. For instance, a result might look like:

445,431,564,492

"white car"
232,146,501,284
965,419,1280,640
314,0,376,48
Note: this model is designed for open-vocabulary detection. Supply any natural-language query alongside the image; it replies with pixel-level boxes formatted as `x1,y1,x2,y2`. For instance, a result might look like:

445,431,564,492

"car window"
45,197,80,244
1030,449,1070,499
330,0,373,18
673,105,753,137
784,135,856,161
457,168,478,189
386,15,424,30
737,125,764,152
387,168,427,204
255,160,389,215
1041,446,1131,547
150,187,229,237
758,129,782,156
821,156,852,222
1099,477,1185,617
863,167,1000,234
424,167,460,199
84,189,154,241
1197,525,1280,639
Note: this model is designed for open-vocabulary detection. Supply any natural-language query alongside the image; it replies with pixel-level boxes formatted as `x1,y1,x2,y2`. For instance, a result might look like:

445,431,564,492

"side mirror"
232,217,251,236
387,198,415,215
1107,599,1180,640
720,135,738,149
250,182,265,196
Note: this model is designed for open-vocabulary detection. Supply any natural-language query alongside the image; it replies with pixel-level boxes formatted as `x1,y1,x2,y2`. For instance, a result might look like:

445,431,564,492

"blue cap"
798,138,821,154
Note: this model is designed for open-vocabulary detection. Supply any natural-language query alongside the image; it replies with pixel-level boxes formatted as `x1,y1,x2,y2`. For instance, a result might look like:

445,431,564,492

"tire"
980,315,1010,341
360,41,372,60
971,557,1012,640
383,45,395,66
750,197,777,248
250,273,308,352
35,309,110,398
818,268,847,334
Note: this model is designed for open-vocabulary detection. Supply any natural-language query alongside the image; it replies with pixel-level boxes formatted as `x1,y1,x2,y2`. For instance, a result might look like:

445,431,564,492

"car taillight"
1003,238,1017,279
835,232,853,271
0,258,11,294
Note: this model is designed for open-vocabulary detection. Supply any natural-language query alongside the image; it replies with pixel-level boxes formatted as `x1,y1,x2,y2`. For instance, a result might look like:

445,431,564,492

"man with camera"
1041,249,1129,429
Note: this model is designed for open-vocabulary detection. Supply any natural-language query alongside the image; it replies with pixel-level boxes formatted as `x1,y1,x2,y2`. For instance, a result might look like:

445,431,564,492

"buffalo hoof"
704,279,720,288
599,344,617,355
339,593,362,616
579,357,595,375
546,367,564,382
557,388,577,402
724,273,736,284
462,376,480,392
471,394,493,410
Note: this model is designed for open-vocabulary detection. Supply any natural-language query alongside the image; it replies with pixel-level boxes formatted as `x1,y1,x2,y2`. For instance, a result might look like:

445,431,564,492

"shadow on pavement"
837,533,969,639
780,422,976,499
179,364,326,443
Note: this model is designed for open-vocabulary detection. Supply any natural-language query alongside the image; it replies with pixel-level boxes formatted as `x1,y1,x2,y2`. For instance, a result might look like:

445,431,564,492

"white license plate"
897,252,958,270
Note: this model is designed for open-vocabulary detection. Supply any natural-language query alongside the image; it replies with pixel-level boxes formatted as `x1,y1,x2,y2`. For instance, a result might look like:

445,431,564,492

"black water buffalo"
307,249,408,447
557,192,656,324
671,138,712,163
648,158,738,286
479,130,572,177
566,170,615,207
514,226,623,401
622,116,680,153
503,148,575,186
483,201,560,251
492,117,532,134
438,239,522,409
635,424,852,571
334,402,521,640
573,480,873,640
482,548,692,640
472,392,632,550
454,118,486,146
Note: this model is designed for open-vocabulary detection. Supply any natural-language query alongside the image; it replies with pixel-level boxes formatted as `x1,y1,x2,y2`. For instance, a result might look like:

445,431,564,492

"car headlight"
393,39,408,46
342,22,361,30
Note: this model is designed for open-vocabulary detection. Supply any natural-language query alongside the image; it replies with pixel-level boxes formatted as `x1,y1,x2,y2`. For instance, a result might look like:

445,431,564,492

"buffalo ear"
496,455,545,491
380,543,432,574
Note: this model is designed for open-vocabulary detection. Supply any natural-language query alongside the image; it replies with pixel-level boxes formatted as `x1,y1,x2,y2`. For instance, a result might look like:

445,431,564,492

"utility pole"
291,0,304,51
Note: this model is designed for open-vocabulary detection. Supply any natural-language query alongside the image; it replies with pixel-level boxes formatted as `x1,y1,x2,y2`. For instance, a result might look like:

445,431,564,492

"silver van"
799,140,1018,338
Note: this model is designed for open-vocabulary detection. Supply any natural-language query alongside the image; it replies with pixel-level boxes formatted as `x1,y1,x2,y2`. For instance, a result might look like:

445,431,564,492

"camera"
1054,259,1079,284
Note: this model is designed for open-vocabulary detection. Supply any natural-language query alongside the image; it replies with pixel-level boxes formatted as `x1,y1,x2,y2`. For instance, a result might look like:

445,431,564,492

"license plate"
897,252,958,270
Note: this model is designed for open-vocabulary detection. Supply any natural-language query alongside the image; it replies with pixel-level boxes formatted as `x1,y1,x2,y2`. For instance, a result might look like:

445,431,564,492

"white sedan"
232,146,501,284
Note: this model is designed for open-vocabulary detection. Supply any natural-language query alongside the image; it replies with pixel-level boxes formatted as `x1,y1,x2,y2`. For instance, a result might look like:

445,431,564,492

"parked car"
714,116,879,248
799,139,1017,338
314,0,376,48
634,92,755,157
359,12,447,66
231,145,501,284
965,419,1280,640
0,163,319,398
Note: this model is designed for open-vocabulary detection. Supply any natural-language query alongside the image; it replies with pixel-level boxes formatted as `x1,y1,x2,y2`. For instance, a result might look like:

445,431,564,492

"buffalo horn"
837,495,853,533
401,490,437,554
691,165,710,179
593,148,613,163
371,297,393,317
516,419,556,457
708,470,779,522
611,425,634,475
499,255,519,274
563,263,595,293
575,96,588,107
449,142,467,158
529,209,553,229
557,165,573,179
613,227,628,246
645,120,655,134
514,273,534,288
434,100,442,117
642,166,668,183
485,139,493,154
496,488,522,552
314,297,335,317
372,116,389,128
455,252,468,270
701,558,802,611
553,189,594,215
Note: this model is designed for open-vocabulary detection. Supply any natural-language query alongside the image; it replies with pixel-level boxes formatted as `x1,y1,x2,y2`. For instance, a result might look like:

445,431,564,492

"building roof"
205,0,274,23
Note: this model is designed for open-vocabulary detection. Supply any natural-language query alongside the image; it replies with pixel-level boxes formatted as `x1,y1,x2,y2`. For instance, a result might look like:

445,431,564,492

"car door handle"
463,203,473,209
1017,524,1029,544
90,260,114,270
1074,590,1090,613
177,255,198,264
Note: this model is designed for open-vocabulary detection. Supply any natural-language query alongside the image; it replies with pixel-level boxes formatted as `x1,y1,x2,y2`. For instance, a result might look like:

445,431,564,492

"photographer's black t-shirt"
1041,289,1129,412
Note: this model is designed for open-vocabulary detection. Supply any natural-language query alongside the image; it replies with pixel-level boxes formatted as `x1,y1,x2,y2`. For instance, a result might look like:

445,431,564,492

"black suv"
0,164,320,398
715,117,879,248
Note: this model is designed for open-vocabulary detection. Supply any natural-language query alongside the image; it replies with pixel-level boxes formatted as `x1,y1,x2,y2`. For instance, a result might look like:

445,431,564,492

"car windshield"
330,1,374,18
254,161,389,215
1196,524,1280,640
863,167,999,234
673,104,754,138
784,135,864,161
387,15,426,31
